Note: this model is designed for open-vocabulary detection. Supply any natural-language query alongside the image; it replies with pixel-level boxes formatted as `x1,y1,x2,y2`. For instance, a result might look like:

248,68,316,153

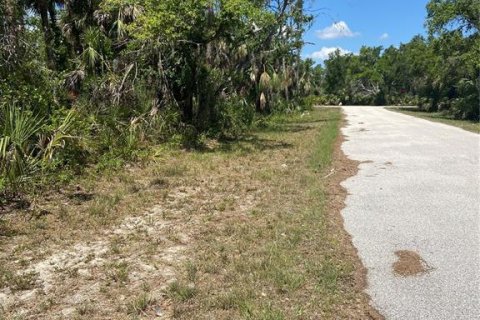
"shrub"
0,104,75,194
305,95,341,106
0,104,45,193
210,96,255,139
450,79,479,120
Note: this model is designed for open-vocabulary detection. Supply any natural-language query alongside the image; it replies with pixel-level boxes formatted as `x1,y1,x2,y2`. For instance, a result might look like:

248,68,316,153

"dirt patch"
393,250,431,277
327,118,384,319
0,173,214,319
326,116,384,319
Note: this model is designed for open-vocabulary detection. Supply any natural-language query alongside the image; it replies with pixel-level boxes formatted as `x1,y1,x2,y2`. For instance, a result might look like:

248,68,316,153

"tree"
320,0,479,119
0,0,315,193
426,0,479,35
427,0,479,118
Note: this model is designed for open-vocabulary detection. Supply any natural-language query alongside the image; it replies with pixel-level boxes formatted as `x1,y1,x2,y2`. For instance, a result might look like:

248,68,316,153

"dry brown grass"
0,108,378,319
166,109,379,319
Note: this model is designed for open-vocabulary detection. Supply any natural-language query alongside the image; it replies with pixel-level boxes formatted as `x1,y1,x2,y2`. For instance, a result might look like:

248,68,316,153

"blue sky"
302,0,430,61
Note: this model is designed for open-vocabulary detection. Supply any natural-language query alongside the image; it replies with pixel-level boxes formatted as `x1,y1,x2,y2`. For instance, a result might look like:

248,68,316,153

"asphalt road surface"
341,107,480,320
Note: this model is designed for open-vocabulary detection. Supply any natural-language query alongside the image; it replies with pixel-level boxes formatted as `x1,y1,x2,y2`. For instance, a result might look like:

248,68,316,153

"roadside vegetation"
0,0,320,198
315,0,479,122
167,108,378,319
389,107,480,133
2,0,476,198
0,108,379,319
0,0,477,318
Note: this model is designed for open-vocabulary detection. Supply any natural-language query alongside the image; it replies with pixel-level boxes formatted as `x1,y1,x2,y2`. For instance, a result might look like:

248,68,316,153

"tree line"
1,0,478,196
0,0,317,194
318,0,479,121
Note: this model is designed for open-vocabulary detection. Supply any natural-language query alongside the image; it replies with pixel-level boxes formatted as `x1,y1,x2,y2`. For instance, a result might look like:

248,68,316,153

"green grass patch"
389,107,479,133
168,108,368,319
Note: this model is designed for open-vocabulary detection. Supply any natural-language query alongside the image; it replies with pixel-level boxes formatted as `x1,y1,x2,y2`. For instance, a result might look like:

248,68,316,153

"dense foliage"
320,0,479,120
0,0,317,194
1,0,478,195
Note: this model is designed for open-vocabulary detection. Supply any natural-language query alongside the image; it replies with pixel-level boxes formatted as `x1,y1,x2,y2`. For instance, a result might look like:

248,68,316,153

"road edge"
326,111,384,319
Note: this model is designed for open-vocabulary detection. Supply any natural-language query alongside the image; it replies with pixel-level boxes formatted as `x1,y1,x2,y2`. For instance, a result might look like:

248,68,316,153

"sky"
302,0,430,62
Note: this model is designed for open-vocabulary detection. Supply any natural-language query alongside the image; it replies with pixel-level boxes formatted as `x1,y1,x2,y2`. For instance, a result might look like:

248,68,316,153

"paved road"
340,107,480,320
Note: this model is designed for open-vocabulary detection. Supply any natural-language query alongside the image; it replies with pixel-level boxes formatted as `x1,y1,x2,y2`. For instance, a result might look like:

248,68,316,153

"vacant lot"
0,108,378,319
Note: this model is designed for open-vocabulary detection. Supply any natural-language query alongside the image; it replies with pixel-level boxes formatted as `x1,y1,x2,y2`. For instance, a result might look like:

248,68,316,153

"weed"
5,271,38,291
88,200,108,217
253,304,285,320
156,163,187,177
38,297,55,312
88,192,123,217
106,261,129,284
213,289,253,310
149,178,168,189
185,261,198,283
127,183,142,194
109,236,124,255
127,292,154,315
167,281,196,302
215,197,235,212
0,266,13,288
76,301,95,316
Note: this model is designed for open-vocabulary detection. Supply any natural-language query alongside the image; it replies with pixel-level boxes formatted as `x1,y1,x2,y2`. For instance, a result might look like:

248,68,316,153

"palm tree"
0,0,25,69
24,0,55,67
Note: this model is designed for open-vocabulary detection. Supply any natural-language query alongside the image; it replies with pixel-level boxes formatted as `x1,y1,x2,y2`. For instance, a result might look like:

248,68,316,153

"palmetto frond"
81,46,102,70
0,104,44,191
41,109,76,161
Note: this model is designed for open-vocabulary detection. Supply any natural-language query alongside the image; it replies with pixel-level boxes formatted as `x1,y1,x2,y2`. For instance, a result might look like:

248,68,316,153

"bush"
0,104,45,193
211,96,255,139
449,79,479,120
305,95,341,106
0,105,75,193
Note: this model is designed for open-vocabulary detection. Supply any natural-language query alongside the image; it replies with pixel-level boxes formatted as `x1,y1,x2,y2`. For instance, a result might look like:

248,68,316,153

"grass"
106,261,130,284
127,292,155,315
168,109,373,319
167,281,197,302
0,266,38,292
388,107,480,133
0,108,375,319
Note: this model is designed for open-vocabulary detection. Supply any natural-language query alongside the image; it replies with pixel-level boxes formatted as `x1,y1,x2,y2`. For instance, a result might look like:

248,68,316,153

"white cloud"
380,33,389,40
316,21,359,40
308,47,351,60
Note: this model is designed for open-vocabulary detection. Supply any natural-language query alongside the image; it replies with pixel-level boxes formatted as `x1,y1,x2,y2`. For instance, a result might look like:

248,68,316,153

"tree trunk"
283,58,290,101
48,0,61,44
37,0,55,68
1,0,24,68
183,94,194,123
